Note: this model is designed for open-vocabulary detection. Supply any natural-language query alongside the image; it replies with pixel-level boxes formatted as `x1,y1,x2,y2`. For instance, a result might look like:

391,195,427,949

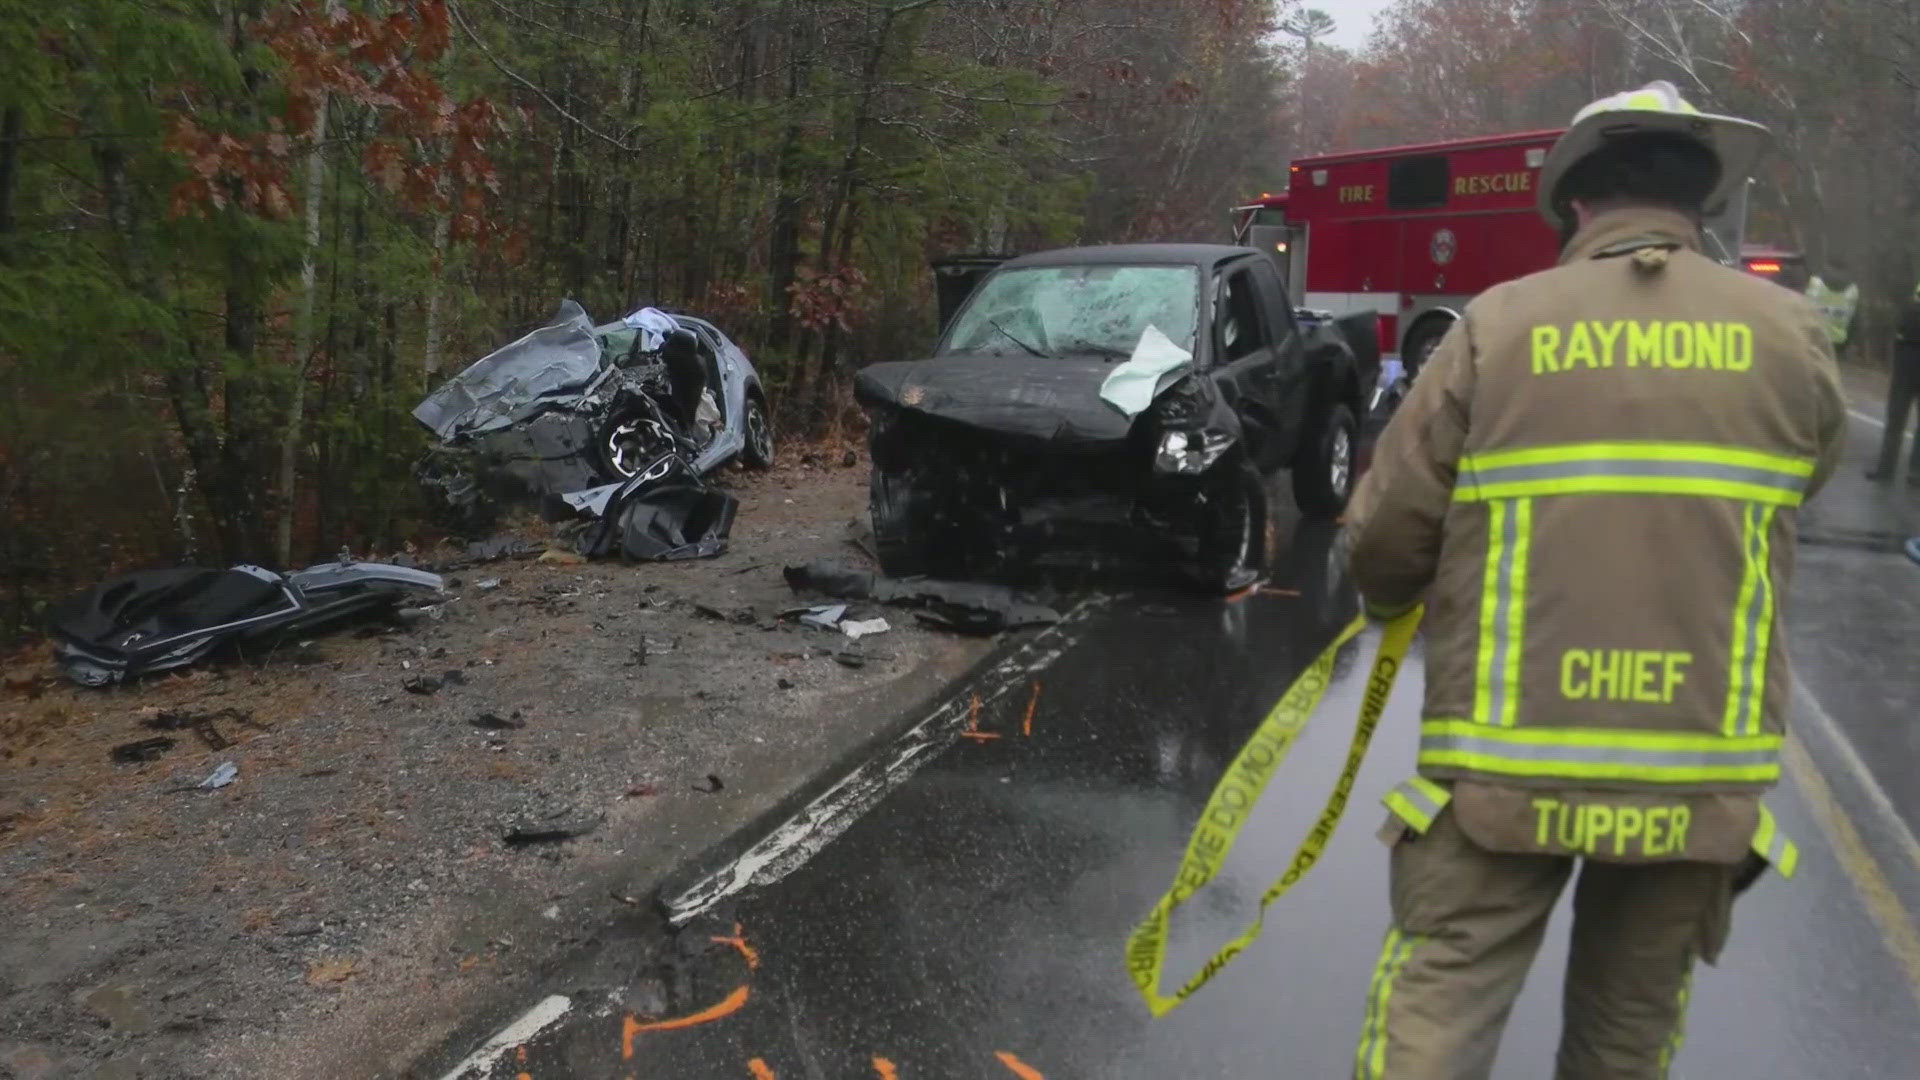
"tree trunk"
804,0,905,423
275,92,330,567
0,106,22,242
422,188,453,383
765,36,811,355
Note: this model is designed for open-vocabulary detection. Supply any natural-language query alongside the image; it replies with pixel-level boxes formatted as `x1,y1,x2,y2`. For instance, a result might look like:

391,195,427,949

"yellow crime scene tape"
1126,606,1423,1017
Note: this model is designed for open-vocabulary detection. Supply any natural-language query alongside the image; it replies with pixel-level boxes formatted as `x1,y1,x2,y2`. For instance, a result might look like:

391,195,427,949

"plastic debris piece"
798,604,847,631
198,762,238,790
840,617,891,640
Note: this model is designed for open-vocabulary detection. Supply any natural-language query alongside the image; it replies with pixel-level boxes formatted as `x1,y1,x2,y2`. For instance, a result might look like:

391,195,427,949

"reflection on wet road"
442,413,1920,1080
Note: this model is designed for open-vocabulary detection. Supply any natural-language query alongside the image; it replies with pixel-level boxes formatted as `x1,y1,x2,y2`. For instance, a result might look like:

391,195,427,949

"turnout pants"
1352,808,1736,1080
1872,351,1920,476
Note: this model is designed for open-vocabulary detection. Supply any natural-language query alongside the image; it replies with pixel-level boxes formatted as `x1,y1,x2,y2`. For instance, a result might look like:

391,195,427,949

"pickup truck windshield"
943,265,1200,359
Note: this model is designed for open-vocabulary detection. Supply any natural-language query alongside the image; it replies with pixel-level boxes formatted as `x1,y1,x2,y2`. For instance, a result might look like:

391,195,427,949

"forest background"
3,0,1915,640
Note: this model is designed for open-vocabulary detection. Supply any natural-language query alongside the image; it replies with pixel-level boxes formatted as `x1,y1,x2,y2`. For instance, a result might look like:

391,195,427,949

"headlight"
1155,428,1236,474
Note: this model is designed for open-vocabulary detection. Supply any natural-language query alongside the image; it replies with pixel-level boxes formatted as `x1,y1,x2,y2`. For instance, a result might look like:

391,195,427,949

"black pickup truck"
856,243,1380,592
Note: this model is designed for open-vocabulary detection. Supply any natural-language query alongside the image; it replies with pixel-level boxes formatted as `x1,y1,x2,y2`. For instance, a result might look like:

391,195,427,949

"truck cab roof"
1000,244,1263,271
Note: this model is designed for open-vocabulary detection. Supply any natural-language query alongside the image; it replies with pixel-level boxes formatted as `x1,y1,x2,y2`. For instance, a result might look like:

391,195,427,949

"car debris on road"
413,300,774,562
784,561,1061,635
110,736,176,764
500,804,603,845
195,762,238,791
48,561,446,687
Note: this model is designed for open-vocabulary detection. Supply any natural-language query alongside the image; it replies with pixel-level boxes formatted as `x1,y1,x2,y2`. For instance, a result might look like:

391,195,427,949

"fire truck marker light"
1747,261,1781,274
1275,243,1288,253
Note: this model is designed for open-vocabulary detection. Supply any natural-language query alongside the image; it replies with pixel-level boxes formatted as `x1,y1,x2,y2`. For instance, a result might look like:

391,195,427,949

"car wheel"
1400,315,1453,381
1195,462,1266,593
743,393,775,469
1293,402,1357,518
596,407,676,480
871,468,929,576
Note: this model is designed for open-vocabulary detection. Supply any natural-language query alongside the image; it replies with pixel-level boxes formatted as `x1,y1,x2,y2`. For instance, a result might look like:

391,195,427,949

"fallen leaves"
306,958,356,986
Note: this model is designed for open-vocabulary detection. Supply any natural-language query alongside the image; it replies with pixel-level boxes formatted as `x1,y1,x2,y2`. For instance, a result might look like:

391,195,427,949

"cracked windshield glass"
944,265,1200,359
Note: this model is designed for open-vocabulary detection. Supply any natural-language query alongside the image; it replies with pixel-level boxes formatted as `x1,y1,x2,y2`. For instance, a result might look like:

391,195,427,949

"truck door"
1212,261,1297,471
1701,178,1752,267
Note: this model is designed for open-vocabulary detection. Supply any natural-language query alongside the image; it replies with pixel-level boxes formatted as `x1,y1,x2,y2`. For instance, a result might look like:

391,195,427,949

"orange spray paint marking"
622,985,751,1057
996,1051,1045,1079
872,1058,901,1080
711,923,761,969
1022,681,1042,737
961,693,1000,740
1258,586,1301,598
748,1059,777,1079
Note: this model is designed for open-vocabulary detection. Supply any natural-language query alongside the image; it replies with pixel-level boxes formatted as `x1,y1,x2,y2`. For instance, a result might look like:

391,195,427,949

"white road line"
1791,679,1920,878
436,994,573,1080
1849,409,1884,429
662,599,1107,926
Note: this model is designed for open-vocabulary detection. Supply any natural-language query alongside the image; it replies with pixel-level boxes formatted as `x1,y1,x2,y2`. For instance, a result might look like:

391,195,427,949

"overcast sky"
1309,0,1398,52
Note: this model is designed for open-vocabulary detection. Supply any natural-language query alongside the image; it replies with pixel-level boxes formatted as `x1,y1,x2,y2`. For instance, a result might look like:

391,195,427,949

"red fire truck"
1233,130,1752,373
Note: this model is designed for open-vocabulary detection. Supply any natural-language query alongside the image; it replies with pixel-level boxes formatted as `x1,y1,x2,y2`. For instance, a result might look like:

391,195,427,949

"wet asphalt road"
440,407,1920,1080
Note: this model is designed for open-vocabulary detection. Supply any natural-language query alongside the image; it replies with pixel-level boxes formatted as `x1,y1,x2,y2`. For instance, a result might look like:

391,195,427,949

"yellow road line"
1783,734,1920,1012
1794,683,1920,877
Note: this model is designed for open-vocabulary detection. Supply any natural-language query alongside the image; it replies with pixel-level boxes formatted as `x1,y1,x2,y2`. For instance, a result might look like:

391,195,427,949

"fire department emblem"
901,383,926,407
1430,228,1457,266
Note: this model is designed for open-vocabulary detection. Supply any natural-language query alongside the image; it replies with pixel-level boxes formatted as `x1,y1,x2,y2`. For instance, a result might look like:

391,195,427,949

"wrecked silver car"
413,300,773,558
49,561,445,686
857,244,1378,592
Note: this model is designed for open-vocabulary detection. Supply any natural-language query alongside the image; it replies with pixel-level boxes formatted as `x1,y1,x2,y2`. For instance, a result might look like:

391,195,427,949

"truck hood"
855,355,1162,446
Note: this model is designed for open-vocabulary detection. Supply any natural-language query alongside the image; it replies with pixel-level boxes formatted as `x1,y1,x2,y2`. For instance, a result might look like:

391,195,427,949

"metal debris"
111,737,176,765
501,806,602,845
470,711,526,731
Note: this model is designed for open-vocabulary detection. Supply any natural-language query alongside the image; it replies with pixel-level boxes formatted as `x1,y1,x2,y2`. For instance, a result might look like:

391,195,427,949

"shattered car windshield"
942,265,1200,359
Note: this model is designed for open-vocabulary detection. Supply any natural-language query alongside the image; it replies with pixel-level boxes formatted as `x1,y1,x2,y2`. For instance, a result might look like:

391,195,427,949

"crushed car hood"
855,355,1164,446
414,299,604,441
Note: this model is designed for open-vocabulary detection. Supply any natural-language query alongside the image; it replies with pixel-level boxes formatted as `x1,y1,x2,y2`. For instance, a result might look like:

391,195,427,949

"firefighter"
1340,80,1845,1079
1805,256,1861,360
1865,277,1920,483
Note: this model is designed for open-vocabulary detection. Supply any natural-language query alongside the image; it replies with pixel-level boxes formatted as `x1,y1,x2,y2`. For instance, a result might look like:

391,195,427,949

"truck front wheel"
871,468,931,576
1401,314,1455,381
1195,461,1267,593
1292,402,1357,518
